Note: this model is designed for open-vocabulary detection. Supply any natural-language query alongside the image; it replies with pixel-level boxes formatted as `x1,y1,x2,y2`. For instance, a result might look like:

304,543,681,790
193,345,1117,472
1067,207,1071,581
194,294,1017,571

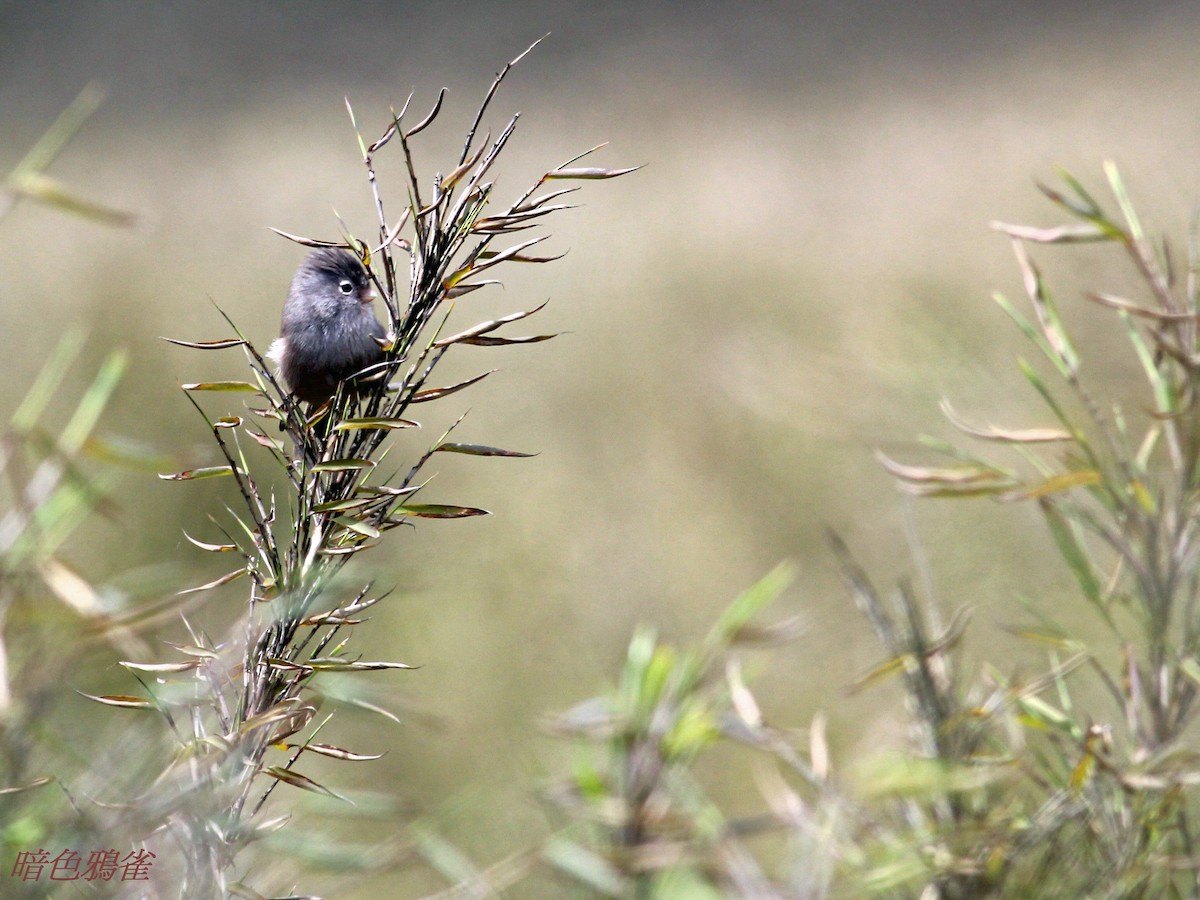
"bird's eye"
338,280,354,295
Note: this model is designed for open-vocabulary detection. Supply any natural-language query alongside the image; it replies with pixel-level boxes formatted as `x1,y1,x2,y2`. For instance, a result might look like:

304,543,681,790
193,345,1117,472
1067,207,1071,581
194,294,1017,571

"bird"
268,248,388,406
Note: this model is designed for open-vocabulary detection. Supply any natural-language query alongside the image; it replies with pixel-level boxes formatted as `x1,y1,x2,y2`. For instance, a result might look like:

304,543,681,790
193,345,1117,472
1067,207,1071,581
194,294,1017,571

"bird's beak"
359,286,377,306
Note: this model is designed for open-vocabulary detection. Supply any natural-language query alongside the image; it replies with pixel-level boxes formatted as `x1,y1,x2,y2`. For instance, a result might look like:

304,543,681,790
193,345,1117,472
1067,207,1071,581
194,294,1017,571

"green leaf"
711,562,794,645
1040,499,1108,619
410,823,480,887
1002,470,1102,502
181,381,262,392
306,658,414,672
158,465,237,481
311,459,376,472
663,703,718,758
62,350,128,453
333,516,381,539
10,330,86,432
333,417,419,431
1104,159,1144,243
263,766,347,801
391,503,489,518
1121,309,1176,414
311,497,376,513
542,836,628,897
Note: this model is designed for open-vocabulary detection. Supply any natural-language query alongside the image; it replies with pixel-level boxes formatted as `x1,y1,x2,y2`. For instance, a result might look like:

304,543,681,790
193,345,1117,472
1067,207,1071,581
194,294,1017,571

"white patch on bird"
266,338,286,369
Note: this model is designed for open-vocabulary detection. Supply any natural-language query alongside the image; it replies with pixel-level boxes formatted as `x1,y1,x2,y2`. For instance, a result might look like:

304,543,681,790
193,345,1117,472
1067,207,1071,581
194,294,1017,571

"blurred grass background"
5,0,1200,893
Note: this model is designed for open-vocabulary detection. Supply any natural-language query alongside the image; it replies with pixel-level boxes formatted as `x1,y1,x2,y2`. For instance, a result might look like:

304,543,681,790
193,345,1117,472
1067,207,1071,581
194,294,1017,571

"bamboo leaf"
542,836,628,897
311,459,376,472
392,503,490,519
262,766,347,801
11,330,86,432
278,742,384,762
119,660,201,674
183,531,239,552
181,381,262,393
1039,499,1106,614
162,337,246,350
312,498,376,513
989,221,1110,243
433,303,548,347
333,417,419,431
306,659,415,672
8,171,136,226
0,777,55,796
941,400,1072,443
410,371,494,403
458,334,557,346
158,466,237,481
61,350,127,453
1010,239,1079,377
78,692,155,709
545,165,641,180
1121,309,1176,414
334,517,381,539
434,442,537,458
1002,470,1102,502
876,451,1014,487
268,227,349,248
176,566,247,595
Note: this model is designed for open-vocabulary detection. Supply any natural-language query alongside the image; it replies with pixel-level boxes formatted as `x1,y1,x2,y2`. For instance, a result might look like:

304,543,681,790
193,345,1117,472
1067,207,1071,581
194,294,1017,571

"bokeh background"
4,0,1200,894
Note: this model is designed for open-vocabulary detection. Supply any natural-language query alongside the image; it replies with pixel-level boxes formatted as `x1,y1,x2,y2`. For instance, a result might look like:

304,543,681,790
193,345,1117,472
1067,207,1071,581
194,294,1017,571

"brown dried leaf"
411,370,494,403
268,228,350,248
161,337,246,350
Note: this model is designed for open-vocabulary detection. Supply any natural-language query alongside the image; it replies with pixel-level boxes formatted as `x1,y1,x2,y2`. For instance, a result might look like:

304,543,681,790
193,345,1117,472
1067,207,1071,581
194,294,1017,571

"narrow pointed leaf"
162,337,246,350
333,417,419,431
1039,499,1106,613
120,660,201,674
176,566,247,595
941,401,1072,443
433,302,548,347
545,165,641,180
876,451,1013,486
183,531,239,552
392,504,489,519
78,692,155,709
0,777,55,796
989,221,1109,243
306,659,415,671
181,381,262,393
280,743,384,762
262,766,347,801
311,459,376,472
312,498,376,513
459,333,557,346
158,465,237,481
334,517,381,539
435,442,536,458
410,371,493,402
268,227,349,248
1002,470,1102,502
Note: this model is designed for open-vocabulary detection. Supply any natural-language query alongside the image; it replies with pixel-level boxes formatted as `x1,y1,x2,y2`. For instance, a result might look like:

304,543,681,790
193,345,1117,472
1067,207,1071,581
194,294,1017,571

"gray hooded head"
269,248,387,404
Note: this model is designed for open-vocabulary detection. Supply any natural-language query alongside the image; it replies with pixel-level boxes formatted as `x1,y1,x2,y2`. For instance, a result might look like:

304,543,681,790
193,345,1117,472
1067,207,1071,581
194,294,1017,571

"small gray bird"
268,248,388,405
